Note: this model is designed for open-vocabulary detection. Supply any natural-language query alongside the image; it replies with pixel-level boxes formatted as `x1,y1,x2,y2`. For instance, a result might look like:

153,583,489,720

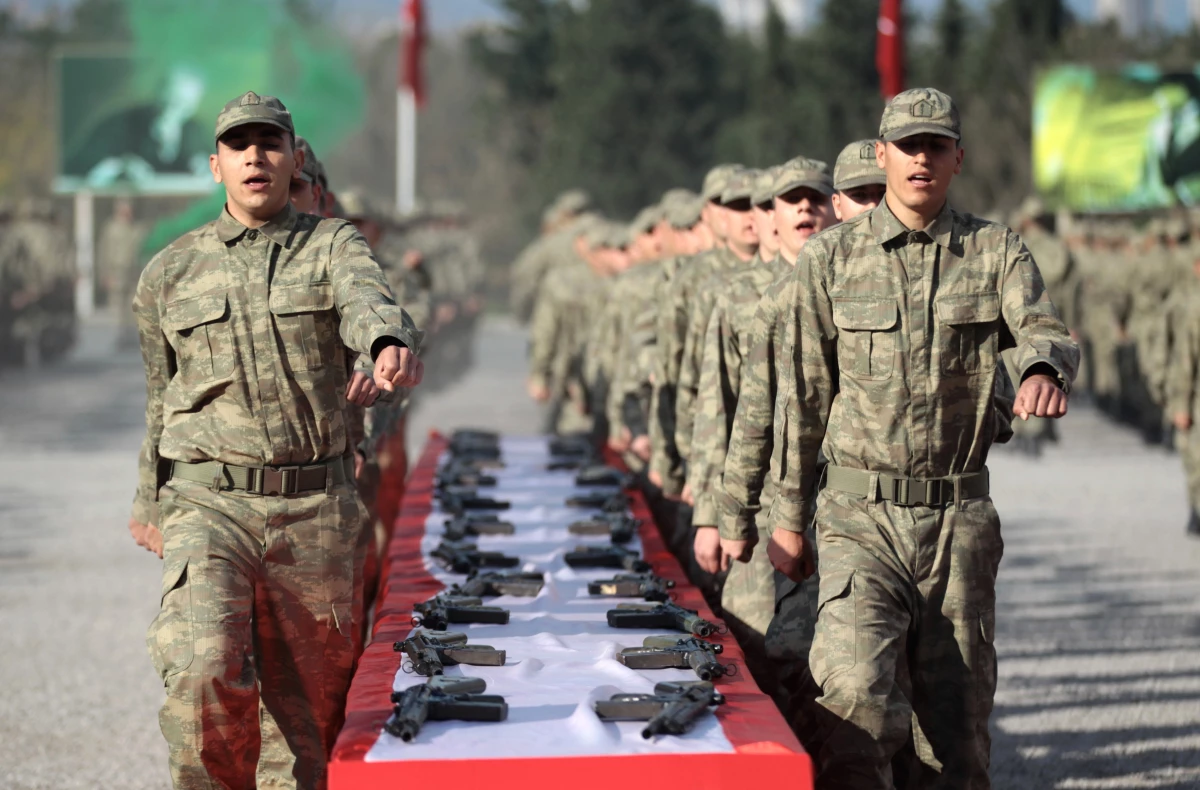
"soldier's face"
211,124,299,221
878,135,962,214
290,178,318,214
724,199,759,253
832,184,886,221
752,203,779,254
774,187,835,257
702,200,728,241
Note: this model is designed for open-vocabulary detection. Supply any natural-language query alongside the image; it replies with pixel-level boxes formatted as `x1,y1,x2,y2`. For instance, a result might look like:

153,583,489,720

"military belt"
823,465,988,508
170,456,351,496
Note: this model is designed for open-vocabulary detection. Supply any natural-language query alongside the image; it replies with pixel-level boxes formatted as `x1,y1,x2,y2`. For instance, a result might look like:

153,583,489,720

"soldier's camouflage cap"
721,168,758,204
834,139,887,192
542,189,592,228
773,156,833,198
294,137,322,184
751,166,781,206
214,91,294,142
660,188,696,208
701,164,745,202
879,87,960,143
667,194,705,229
336,189,376,221
630,204,664,236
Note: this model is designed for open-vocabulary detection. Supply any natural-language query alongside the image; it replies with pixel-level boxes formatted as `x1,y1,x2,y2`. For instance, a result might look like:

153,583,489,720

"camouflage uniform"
9,200,76,364
97,207,148,340
509,190,591,323
771,91,1077,790
1166,268,1200,533
137,94,421,790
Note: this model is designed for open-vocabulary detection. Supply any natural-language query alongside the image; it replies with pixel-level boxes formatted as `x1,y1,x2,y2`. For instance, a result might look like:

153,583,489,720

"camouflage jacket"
688,255,781,529
767,201,1077,532
647,253,696,494
674,247,748,462
601,264,661,441
132,205,421,524
509,221,583,323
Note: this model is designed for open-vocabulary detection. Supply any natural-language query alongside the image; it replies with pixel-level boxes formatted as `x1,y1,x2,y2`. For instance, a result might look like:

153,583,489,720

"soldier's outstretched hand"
373,345,423,391
1015,373,1068,420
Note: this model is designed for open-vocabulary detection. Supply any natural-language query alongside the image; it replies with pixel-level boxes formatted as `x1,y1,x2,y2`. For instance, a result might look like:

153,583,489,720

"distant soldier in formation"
97,198,148,348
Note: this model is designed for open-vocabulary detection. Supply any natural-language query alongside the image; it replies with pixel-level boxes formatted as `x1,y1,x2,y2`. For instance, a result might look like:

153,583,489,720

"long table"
329,433,813,789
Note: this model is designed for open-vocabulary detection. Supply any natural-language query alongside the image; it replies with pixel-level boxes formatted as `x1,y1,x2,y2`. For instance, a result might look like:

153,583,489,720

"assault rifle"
564,545,651,573
448,570,545,598
395,630,506,676
594,681,724,739
616,636,733,681
412,593,510,630
443,514,516,541
606,601,718,637
385,677,508,742
431,540,521,574
587,573,675,602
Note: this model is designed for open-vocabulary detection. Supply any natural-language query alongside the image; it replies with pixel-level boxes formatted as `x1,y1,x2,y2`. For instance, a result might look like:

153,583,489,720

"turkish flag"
876,0,904,101
400,0,427,107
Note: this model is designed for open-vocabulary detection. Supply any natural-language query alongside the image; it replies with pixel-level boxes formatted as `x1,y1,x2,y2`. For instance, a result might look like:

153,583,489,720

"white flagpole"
397,86,416,214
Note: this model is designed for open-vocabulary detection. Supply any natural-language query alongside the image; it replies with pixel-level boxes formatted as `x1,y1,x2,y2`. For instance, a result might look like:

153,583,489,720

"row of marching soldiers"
283,138,488,621
512,142,889,740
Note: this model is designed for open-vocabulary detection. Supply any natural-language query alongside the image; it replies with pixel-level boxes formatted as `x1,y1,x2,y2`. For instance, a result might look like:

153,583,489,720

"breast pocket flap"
163,293,229,331
832,297,898,331
269,282,334,316
936,292,1000,325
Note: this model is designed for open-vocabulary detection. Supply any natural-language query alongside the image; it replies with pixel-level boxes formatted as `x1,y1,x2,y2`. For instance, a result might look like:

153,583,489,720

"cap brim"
720,190,755,204
881,124,960,143
215,117,293,142
774,178,834,198
835,174,888,191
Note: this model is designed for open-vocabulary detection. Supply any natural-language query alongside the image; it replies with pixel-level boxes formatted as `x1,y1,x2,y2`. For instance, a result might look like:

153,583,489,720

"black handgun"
395,630,506,676
386,676,508,742
565,545,651,573
574,465,633,488
606,601,718,637
412,593,511,630
594,680,725,739
565,491,629,512
436,462,498,489
443,514,517,541
567,513,640,544
432,540,521,574
448,570,545,598
437,488,512,516
616,636,733,681
548,434,595,459
587,573,675,602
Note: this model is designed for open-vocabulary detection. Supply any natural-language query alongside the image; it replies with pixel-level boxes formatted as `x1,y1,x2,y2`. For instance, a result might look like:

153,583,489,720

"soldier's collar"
215,204,298,247
871,199,955,249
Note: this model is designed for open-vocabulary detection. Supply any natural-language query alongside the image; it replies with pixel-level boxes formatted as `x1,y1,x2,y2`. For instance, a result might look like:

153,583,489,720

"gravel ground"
1,313,1197,789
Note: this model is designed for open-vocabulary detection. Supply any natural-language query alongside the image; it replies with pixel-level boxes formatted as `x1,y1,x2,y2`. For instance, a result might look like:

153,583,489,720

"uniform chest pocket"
832,297,899,381
269,282,334,372
935,292,1000,375
163,293,234,382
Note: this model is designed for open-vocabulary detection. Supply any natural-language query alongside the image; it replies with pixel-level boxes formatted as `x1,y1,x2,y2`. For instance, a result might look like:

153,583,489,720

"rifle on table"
412,593,510,630
386,676,508,742
606,601,718,637
436,462,498,490
587,573,675,602
616,636,733,681
443,514,516,541
565,491,629,512
437,488,511,516
565,545,651,573
448,570,545,598
594,680,725,739
432,540,521,574
568,513,640,544
395,630,506,676
549,434,595,460
574,465,633,488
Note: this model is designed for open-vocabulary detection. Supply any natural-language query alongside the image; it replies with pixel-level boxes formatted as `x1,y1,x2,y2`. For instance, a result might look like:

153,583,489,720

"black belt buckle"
261,465,302,496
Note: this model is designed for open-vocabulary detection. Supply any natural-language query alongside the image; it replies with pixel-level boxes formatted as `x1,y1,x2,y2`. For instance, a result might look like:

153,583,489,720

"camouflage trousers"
721,526,777,692
149,479,363,790
808,488,1001,790
1178,429,1200,514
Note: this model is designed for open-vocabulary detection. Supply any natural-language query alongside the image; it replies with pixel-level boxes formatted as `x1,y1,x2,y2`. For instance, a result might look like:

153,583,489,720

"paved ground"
1,312,1198,788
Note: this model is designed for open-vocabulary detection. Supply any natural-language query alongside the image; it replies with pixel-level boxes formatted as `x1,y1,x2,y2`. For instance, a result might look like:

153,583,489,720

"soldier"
130,92,422,789
770,88,1076,788
96,198,148,348
288,137,326,215
1167,243,1200,536
9,199,76,365
509,189,592,323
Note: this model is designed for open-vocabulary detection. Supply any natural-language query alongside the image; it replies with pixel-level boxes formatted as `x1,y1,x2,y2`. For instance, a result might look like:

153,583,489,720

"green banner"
1034,64,1200,212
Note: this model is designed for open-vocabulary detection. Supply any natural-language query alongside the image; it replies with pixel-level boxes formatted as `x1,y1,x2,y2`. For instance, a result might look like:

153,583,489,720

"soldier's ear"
954,145,964,176
210,153,223,184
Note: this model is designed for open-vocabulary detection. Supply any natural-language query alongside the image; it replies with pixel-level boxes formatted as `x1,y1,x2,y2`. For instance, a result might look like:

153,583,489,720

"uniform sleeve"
674,285,714,461
330,224,423,357
1167,303,1199,420
768,250,838,534
527,270,563,392
1002,231,1080,392
692,297,742,531
132,257,174,526
649,265,687,495
717,283,784,537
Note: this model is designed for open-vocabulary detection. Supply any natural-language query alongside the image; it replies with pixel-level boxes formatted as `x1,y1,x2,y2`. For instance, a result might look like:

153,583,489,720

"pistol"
548,434,595,459
448,570,545,598
443,514,517,541
616,636,733,681
436,462,498,490
436,488,511,516
386,676,508,742
565,545,651,573
412,593,511,630
574,465,633,488
395,630,506,676
564,491,629,512
594,680,725,739
432,540,521,574
606,601,718,637
567,513,640,544
587,573,675,602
